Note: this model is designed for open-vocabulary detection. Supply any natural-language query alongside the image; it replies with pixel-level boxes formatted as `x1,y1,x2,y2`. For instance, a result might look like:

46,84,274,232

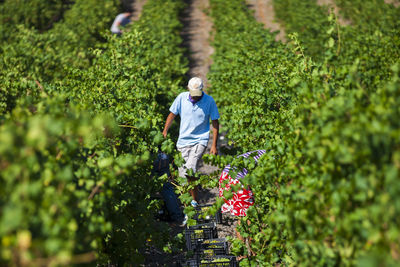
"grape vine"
0,0,188,265
206,0,400,265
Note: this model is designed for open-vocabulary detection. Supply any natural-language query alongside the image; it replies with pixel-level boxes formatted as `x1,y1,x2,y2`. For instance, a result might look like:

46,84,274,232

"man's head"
188,77,203,100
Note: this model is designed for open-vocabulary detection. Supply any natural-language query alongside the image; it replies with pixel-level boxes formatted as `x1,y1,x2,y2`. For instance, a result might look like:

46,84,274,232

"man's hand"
210,119,219,155
162,112,176,138
210,145,218,155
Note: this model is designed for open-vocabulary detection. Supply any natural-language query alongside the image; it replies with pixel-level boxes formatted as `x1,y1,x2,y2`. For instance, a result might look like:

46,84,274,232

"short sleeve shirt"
110,13,131,34
170,92,219,148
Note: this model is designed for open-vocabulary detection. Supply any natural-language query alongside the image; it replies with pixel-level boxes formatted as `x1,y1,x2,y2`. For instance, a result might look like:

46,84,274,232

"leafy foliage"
0,95,119,266
1,0,399,266
0,0,120,115
273,0,400,90
0,0,187,265
273,0,331,60
0,0,72,42
335,0,400,32
207,0,400,266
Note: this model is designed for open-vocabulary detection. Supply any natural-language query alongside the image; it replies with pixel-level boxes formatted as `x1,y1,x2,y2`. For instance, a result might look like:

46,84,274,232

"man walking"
162,77,219,207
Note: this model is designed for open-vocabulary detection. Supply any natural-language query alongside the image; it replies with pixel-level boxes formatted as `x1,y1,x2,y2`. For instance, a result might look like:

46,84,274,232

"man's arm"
210,119,219,155
162,112,176,138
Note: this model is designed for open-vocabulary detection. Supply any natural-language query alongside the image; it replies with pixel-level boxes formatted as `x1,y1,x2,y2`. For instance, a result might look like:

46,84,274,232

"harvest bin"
194,204,222,224
194,238,229,259
184,255,238,267
185,223,218,251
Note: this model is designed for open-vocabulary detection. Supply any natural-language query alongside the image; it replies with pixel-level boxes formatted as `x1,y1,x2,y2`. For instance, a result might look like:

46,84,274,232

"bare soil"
180,0,238,250
316,0,351,26
142,0,237,265
130,0,147,21
142,0,399,265
246,0,286,42
180,0,238,241
384,0,400,7
180,0,214,88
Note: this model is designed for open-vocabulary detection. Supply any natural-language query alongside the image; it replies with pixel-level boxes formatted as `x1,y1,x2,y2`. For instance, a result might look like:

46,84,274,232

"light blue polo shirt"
170,92,220,148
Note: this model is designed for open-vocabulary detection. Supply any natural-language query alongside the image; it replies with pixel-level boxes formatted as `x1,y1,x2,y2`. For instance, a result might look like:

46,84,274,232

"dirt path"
131,0,147,21
180,0,214,88
120,0,146,20
246,0,286,42
180,0,218,186
316,0,351,26
180,0,237,240
143,1,236,265
384,0,400,7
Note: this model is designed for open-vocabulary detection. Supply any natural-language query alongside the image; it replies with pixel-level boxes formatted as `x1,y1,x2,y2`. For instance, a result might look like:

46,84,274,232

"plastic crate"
195,238,229,259
194,204,222,224
184,255,237,267
185,223,218,251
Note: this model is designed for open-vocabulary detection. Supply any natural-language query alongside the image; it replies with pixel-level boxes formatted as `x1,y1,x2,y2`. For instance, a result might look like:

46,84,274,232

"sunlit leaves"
208,0,400,265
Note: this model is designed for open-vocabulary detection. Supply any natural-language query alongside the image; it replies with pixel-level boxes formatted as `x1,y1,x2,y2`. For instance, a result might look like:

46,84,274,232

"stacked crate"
182,204,238,267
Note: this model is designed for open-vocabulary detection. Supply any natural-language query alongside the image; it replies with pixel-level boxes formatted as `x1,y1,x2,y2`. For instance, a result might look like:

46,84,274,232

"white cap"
188,77,203,96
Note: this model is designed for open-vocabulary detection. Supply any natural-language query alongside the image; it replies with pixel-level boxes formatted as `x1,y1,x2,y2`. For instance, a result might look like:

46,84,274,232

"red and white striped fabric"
218,150,266,217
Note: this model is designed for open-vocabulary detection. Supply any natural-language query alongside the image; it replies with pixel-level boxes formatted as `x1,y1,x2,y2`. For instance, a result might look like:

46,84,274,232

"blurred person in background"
110,12,132,36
